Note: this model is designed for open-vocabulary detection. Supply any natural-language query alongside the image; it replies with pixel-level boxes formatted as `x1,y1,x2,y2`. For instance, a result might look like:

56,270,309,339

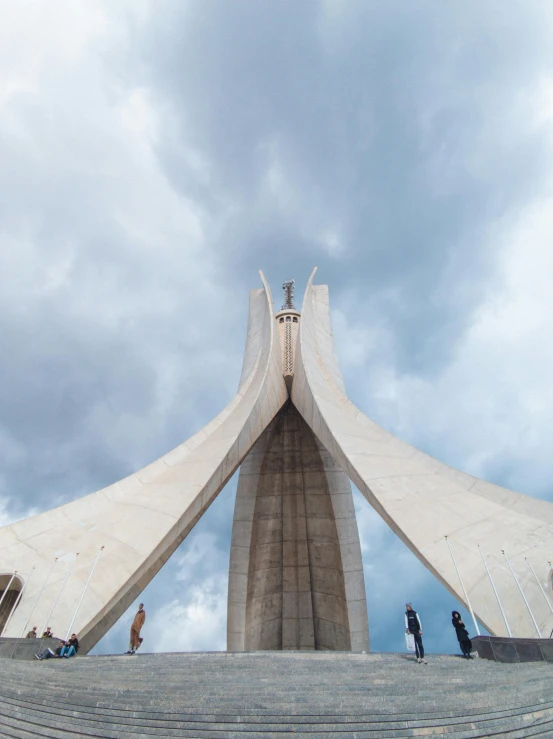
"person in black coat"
405,603,427,664
452,611,473,659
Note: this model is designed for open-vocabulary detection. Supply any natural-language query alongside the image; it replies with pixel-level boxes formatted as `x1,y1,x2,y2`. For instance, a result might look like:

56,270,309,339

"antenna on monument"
282,280,295,310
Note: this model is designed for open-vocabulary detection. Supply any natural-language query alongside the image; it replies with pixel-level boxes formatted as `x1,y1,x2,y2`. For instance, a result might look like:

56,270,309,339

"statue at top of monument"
281,279,295,310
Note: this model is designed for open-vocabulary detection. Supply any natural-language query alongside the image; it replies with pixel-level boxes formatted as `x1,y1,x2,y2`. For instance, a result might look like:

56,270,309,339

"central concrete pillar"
228,402,369,651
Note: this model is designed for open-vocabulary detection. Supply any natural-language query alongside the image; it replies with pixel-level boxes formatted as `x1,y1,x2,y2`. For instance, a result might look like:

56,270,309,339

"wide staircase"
0,651,552,738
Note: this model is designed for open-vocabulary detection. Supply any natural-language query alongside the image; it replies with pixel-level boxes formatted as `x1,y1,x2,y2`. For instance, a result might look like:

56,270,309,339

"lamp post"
40,554,79,637
503,550,541,638
19,558,57,638
478,545,512,637
525,558,553,618
445,536,480,635
65,546,104,640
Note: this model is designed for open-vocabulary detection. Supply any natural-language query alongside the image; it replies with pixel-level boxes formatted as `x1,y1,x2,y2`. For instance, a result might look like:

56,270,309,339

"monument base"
473,634,553,663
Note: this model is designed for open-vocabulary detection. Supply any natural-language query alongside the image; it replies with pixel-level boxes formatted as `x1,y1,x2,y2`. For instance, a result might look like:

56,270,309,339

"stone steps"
1,711,553,739
0,685,551,723
0,692,552,736
0,652,551,737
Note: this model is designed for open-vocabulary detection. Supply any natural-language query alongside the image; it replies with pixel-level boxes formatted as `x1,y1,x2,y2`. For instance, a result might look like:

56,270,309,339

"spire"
281,279,295,310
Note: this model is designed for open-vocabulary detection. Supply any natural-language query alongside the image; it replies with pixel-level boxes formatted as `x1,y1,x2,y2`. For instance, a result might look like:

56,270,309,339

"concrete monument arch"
0,269,552,652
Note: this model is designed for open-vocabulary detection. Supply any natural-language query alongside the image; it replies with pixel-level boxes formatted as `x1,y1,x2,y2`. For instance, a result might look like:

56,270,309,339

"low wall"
0,636,61,661
473,635,553,663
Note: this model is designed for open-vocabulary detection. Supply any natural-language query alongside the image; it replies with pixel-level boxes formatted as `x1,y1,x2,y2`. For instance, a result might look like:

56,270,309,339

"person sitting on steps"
41,626,54,638
60,633,79,658
36,641,65,660
452,611,473,659
26,626,37,638
406,603,427,664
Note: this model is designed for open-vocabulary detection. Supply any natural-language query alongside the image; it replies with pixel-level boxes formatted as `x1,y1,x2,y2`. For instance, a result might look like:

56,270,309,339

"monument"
1,269,553,653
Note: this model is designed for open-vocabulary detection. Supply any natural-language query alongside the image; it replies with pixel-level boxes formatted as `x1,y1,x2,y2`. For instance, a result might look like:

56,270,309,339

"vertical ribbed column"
244,420,284,650
229,401,368,651
282,406,315,649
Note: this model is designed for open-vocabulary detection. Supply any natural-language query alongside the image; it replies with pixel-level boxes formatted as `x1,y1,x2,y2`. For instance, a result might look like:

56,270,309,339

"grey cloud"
134,0,553,377
1,0,552,656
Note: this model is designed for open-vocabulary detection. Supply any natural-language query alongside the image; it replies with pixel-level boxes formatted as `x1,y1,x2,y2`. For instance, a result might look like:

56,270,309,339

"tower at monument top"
275,280,300,383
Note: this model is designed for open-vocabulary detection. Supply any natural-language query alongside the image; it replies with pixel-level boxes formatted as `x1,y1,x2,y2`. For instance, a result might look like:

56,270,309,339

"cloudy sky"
2,0,553,656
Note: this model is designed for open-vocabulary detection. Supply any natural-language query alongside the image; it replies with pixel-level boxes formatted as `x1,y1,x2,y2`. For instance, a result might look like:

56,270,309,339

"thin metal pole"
1,577,28,636
549,562,553,638
0,572,17,613
525,558,553,617
503,549,541,638
445,536,481,635
40,554,79,637
65,546,104,640
478,544,512,637
20,558,57,638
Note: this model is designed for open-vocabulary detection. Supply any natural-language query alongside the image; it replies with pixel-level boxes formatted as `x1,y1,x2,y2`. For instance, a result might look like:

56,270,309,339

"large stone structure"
0,269,553,653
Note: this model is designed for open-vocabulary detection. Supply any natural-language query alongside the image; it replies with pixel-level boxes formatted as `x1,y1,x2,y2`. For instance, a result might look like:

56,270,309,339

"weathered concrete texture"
228,402,368,652
0,273,287,651
292,267,553,639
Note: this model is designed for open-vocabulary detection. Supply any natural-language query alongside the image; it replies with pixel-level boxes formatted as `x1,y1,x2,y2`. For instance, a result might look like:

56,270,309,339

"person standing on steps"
405,603,427,664
452,611,473,659
126,603,146,655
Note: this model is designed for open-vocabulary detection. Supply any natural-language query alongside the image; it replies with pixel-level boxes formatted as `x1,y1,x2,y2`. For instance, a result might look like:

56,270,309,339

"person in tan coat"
126,603,146,654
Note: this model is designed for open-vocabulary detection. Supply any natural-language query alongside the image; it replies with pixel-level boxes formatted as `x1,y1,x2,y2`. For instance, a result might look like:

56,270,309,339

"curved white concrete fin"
292,270,553,638
0,275,287,651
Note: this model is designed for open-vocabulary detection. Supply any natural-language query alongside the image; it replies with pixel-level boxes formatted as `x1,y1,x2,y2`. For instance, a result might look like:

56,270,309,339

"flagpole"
20,558,57,638
525,558,553,617
503,549,541,638
65,546,104,640
40,554,79,637
445,536,480,635
478,544,512,637
549,562,553,639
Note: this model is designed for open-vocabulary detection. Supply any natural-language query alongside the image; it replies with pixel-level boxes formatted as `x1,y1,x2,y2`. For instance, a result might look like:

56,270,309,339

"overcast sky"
2,0,553,656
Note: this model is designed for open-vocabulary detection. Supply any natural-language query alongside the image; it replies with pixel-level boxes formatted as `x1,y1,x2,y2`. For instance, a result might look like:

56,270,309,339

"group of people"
26,602,473,662
405,603,474,662
26,624,78,660
35,634,80,660
25,626,54,639
24,603,146,661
